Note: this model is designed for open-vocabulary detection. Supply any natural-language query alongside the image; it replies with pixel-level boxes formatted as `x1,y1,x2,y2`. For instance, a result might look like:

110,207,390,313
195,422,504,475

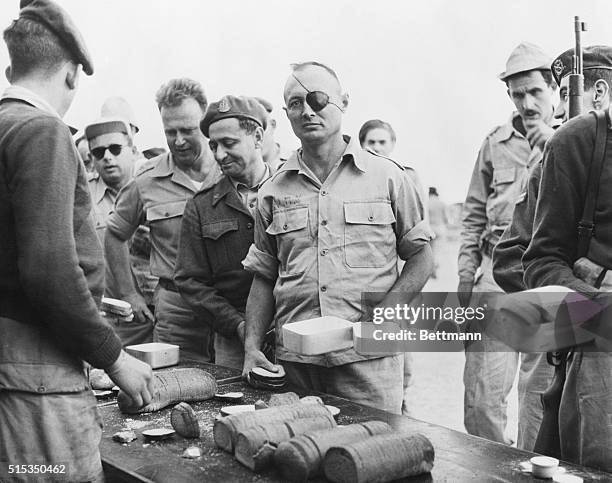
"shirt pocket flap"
201,219,239,240
494,167,516,185
146,200,187,222
344,201,396,225
266,206,309,235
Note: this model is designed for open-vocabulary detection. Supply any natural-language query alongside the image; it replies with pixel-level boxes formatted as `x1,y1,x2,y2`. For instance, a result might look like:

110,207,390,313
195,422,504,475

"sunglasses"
91,144,127,160
286,74,343,113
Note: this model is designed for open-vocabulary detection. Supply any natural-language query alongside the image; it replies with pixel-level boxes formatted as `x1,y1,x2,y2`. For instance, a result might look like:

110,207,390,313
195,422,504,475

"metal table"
99,363,612,482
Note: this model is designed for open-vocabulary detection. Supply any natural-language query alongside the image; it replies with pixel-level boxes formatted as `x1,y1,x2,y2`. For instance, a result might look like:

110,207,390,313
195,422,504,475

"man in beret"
255,97,288,171
175,96,271,369
493,45,612,451
105,78,221,363
518,46,612,470
0,1,152,480
241,62,432,413
458,42,558,444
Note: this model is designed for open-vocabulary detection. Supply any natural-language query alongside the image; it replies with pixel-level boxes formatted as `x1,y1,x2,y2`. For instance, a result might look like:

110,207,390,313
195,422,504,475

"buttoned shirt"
106,153,221,280
458,112,542,281
88,173,118,242
243,136,431,366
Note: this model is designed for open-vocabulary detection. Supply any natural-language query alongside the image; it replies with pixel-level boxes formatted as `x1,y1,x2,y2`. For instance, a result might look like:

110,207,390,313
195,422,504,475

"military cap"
255,97,274,113
201,95,268,137
498,42,551,81
551,45,612,86
85,117,132,141
18,0,93,75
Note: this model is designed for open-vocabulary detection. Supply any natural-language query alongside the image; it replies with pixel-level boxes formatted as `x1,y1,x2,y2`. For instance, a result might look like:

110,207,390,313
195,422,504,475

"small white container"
282,316,353,355
125,342,180,369
530,456,559,478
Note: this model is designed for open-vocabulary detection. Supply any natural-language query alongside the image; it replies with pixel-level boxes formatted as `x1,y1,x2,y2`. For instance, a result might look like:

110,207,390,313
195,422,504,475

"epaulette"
364,147,405,170
134,157,158,177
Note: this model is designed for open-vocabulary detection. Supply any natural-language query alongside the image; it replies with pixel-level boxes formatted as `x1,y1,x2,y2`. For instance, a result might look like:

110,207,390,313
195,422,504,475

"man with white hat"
85,117,137,242
458,41,558,444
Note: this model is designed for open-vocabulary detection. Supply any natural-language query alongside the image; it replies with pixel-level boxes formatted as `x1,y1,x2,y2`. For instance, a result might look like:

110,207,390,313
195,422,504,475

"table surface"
99,363,612,483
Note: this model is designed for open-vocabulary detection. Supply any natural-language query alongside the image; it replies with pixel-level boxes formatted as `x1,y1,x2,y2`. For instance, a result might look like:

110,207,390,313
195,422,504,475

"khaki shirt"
459,112,541,281
88,173,117,242
243,136,431,366
107,153,221,280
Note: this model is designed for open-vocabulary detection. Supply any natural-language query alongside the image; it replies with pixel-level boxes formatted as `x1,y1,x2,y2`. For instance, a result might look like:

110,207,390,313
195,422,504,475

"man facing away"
0,1,152,480
105,78,221,362
175,96,271,370
242,61,433,413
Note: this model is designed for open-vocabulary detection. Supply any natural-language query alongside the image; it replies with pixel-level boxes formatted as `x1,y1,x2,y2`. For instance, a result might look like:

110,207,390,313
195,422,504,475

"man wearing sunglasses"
105,78,221,363
85,117,156,345
86,117,137,242
242,62,432,413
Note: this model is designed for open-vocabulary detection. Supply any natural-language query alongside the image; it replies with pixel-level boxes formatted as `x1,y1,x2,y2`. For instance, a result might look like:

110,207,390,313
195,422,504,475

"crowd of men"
1,0,612,480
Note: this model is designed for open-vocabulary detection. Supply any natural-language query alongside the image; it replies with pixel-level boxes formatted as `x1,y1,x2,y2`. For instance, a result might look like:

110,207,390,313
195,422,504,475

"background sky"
2,0,612,203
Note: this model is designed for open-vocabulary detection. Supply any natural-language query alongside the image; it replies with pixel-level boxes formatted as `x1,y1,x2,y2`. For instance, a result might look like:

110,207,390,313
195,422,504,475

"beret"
255,97,274,113
201,95,268,137
499,42,551,81
551,45,612,86
85,117,132,141
18,0,93,75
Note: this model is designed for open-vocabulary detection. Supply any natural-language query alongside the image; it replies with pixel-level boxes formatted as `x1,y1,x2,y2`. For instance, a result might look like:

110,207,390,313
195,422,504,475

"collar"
1,85,60,119
149,152,174,178
229,163,271,191
496,112,524,142
280,135,367,174
215,164,271,207
89,173,116,204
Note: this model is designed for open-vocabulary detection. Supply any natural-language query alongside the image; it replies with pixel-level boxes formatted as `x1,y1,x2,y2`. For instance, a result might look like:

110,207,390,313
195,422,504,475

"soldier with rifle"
493,37,612,456
522,19,612,469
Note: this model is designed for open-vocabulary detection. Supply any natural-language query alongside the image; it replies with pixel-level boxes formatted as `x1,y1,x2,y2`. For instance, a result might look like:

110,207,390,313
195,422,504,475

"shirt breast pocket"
201,219,240,270
344,201,396,268
493,166,516,187
266,205,313,274
146,200,187,238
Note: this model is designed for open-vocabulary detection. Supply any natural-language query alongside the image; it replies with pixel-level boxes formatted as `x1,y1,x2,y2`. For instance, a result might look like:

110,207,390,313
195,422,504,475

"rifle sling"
577,109,609,259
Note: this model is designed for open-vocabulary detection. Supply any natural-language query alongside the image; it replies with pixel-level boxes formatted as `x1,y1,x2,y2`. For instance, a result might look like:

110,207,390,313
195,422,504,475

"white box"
282,316,353,355
125,342,180,369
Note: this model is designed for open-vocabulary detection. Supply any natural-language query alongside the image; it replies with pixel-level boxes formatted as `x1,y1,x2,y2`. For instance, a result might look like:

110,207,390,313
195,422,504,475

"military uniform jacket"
174,175,257,338
524,113,612,293
459,112,538,281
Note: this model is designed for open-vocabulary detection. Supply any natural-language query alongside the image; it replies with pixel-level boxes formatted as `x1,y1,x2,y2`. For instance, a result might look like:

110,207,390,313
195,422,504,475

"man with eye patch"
174,96,271,370
458,42,558,445
241,62,433,414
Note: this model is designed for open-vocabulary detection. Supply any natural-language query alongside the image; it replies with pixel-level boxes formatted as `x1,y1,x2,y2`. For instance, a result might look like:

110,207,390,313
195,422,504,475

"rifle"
568,16,587,118
533,16,587,458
